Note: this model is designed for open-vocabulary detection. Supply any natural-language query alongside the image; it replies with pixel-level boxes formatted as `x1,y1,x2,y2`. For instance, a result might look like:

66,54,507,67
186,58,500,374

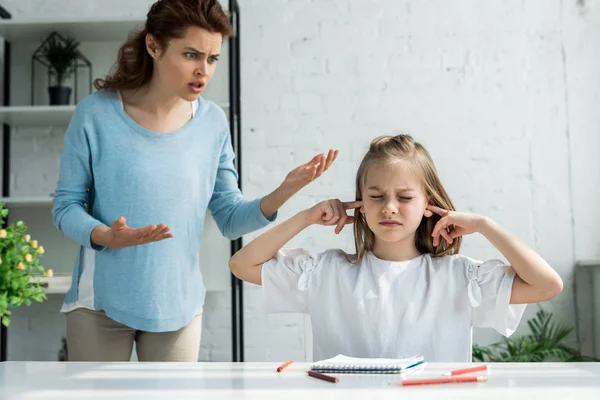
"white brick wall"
239,0,600,359
3,0,599,361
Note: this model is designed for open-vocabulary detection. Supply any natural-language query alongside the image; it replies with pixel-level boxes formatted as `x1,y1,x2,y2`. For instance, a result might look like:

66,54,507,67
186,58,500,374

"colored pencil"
307,370,339,383
397,375,488,386
277,360,293,372
443,365,488,377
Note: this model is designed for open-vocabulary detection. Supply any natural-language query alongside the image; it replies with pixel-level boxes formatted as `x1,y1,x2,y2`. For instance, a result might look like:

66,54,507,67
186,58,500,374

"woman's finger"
138,224,158,241
315,154,327,178
306,154,323,168
148,224,170,242
324,149,337,170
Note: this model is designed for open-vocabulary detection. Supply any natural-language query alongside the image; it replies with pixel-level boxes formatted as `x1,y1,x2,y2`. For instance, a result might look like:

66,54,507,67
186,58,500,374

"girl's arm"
428,205,563,304
229,199,361,285
475,217,563,304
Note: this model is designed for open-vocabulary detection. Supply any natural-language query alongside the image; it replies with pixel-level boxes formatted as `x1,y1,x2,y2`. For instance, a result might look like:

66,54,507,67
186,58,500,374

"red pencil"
277,360,293,372
398,375,487,386
307,370,339,383
444,365,489,376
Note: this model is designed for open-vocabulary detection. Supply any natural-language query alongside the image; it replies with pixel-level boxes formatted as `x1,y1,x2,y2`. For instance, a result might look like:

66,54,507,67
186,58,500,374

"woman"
52,0,337,362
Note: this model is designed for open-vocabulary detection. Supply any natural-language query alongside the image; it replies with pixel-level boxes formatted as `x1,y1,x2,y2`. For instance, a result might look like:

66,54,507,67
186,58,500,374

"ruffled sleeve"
261,248,321,314
466,258,527,336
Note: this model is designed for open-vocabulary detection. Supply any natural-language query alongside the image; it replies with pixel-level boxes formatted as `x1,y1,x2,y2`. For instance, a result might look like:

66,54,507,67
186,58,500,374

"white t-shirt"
261,249,526,362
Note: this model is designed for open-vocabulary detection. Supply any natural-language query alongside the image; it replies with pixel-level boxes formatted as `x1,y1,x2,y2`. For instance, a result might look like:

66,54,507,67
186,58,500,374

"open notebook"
310,355,426,374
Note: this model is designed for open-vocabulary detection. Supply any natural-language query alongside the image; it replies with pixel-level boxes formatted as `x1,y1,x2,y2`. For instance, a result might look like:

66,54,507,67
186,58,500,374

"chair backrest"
574,260,600,358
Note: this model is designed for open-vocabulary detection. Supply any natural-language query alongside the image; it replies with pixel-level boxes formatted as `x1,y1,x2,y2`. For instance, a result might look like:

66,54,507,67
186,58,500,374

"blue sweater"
52,89,275,332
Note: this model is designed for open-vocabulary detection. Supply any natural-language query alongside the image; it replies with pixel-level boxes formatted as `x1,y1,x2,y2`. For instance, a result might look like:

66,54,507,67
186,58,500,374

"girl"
52,0,337,362
229,134,563,362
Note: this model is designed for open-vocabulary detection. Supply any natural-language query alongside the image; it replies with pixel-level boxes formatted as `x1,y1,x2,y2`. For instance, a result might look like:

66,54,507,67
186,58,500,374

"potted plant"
0,203,50,327
472,307,599,362
39,33,81,106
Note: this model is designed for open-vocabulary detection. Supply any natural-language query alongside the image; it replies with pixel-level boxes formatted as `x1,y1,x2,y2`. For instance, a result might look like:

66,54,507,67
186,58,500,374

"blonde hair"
352,134,461,260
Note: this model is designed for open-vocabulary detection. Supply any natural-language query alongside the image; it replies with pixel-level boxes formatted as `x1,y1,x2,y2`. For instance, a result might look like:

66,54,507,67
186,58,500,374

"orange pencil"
307,370,339,383
443,365,489,377
277,360,293,372
398,375,487,386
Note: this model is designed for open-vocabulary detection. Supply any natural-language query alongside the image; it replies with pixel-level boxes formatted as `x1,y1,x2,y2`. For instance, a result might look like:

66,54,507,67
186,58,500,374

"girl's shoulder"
428,253,510,281
429,253,478,267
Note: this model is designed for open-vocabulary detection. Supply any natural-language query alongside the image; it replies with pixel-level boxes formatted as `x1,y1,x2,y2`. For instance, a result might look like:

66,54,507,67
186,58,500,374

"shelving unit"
0,196,53,206
0,103,230,127
0,17,145,42
30,274,72,295
0,1,244,362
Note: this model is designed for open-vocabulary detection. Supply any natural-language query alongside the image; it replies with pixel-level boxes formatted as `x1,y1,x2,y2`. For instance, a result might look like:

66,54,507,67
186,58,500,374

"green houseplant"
0,203,50,327
39,33,81,105
472,308,599,362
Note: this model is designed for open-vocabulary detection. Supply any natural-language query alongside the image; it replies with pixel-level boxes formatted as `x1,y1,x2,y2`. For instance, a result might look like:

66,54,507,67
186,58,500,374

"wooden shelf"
30,274,71,295
0,105,75,127
0,103,230,128
0,197,53,206
0,17,144,42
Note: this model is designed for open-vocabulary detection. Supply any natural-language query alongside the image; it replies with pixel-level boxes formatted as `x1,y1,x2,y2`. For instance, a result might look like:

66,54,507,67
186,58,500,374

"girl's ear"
360,205,365,214
424,198,433,218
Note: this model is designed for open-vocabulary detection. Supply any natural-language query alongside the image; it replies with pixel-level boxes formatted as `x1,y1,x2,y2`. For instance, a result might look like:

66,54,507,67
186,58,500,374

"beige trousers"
66,308,202,362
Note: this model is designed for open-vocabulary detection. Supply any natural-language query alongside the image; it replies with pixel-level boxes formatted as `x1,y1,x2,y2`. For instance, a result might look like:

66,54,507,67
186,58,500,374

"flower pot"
48,85,72,105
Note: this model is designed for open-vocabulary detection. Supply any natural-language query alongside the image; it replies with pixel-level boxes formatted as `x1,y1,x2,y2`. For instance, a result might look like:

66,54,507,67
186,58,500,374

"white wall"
2,0,599,361
239,0,600,360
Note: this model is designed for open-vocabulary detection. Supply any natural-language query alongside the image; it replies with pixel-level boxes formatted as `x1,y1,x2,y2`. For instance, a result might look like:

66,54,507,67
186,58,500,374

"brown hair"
94,0,233,91
353,134,461,260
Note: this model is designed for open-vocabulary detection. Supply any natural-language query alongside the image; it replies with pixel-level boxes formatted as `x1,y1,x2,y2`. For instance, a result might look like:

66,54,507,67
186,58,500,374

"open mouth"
188,82,205,92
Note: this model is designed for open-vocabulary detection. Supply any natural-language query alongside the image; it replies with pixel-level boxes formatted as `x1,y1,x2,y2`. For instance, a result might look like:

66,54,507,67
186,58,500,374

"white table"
1,362,599,399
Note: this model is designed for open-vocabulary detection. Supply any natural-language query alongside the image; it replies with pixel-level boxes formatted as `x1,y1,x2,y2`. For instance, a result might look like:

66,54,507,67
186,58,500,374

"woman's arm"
229,199,360,285
208,131,338,239
53,105,173,250
259,151,338,218
52,107,108,250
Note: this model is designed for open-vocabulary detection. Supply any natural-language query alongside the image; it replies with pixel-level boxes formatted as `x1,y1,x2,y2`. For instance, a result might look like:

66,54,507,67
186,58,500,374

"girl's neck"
371,236,421,262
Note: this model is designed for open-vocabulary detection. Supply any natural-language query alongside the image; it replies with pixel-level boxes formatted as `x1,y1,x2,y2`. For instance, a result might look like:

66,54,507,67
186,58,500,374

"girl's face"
361,161,430,249
147,26,222,102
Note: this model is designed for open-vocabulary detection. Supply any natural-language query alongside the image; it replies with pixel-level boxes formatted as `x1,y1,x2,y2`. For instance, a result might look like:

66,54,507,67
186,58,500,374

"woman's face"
147,26,222,101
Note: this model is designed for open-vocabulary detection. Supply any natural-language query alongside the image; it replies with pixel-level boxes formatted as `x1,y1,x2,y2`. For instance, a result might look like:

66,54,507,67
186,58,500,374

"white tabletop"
1,361,599,399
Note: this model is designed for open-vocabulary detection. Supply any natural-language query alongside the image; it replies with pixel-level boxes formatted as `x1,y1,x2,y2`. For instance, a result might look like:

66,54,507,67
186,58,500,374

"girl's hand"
279,149,338,196
305,199,362,234
427,205,485,246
